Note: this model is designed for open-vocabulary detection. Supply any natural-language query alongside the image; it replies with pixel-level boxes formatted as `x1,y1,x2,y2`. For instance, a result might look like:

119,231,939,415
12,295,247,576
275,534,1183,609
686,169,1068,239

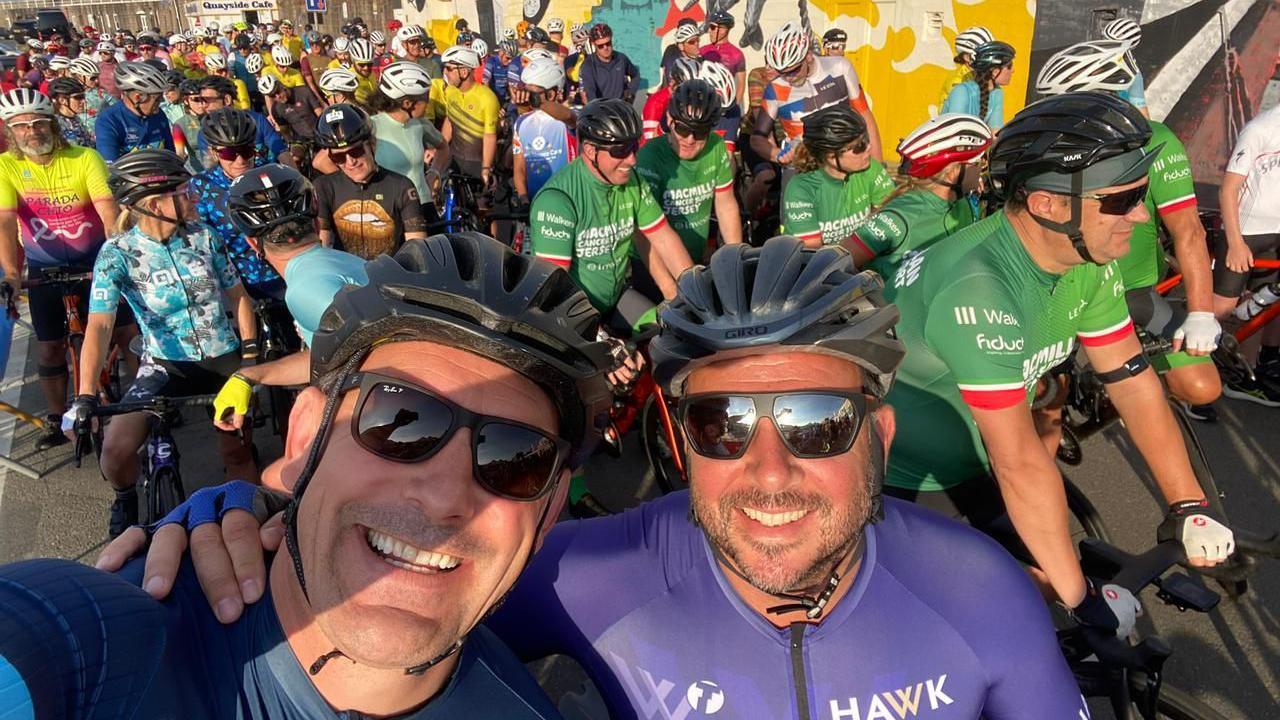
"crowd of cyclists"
0,9,1275,718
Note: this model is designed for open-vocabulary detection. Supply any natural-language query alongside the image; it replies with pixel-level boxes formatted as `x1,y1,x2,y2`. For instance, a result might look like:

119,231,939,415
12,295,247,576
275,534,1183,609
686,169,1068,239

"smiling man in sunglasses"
883,92,1236,641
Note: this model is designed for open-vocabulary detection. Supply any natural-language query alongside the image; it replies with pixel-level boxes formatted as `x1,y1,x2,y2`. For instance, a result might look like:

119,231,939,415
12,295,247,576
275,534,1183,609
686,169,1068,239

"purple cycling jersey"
487,492,1087,720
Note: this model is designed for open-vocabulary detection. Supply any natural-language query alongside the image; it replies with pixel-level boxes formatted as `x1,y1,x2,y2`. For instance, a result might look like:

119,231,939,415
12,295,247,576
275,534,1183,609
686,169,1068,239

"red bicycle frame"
1155,258,1280,342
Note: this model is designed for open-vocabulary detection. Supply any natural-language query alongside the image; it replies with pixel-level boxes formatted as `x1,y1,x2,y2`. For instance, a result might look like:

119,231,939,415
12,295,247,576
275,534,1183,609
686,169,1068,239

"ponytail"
114,206,139,235
977,69,997,122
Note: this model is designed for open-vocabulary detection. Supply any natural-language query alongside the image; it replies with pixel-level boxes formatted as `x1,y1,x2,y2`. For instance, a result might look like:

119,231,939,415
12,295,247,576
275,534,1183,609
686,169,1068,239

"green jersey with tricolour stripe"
530,157,668,313
1117,121,1197,290
634,133,734,264
781,161,895,247
885,212,1134,491
850,188,980,288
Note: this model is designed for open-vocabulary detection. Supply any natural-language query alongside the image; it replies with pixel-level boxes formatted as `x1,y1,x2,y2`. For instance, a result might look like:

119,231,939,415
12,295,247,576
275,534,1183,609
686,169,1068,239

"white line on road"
0,309,35,513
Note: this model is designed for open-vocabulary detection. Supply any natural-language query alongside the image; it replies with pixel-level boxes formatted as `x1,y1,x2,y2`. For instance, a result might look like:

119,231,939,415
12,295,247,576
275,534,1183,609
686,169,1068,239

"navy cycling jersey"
0,556,562,719
94,102,175,162
196,109,288,164
487,492,1086,720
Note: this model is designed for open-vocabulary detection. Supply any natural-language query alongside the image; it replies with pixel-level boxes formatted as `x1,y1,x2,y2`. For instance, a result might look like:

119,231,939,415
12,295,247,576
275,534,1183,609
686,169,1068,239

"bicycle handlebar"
87,393,220,419
21,270,94,288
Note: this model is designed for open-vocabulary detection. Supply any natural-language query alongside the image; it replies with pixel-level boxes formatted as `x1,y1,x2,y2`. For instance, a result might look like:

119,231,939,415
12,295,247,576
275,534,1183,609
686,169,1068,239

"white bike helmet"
570,22,584,33
379,61,432,99
1103,18,1142,46
168,34,186,46
48,56,71,71
764,22,809,72
953,26,993,57
674,24,702,43
441,45,480,69
369,30,386,45
191,26,209,39
271,45,295,66
697,60,737,109
501,27,516,41
896,113,993,178
546,19,565,33
0,89,53,120
115,62,168,94
348,38,375,64
320,67,360,94
571,29,589,48
207,21,220,33
333,37,351,54
1036,39,1138,96
521,57,565,90
257,74,279,95
244,52,264,74
522,47,556,65
396,25,425,44
470,37,488,57
205,53,227,70
96,41,117,54
26,39,44,50
69,57,100,79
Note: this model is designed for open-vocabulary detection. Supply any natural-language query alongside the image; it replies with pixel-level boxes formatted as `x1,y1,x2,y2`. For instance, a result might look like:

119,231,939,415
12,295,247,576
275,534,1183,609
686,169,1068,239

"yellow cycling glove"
213,373,254,422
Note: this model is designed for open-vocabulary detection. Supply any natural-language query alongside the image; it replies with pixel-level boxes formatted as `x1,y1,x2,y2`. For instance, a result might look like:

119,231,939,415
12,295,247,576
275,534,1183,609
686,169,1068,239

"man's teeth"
741,507,808,528
366,529,461,571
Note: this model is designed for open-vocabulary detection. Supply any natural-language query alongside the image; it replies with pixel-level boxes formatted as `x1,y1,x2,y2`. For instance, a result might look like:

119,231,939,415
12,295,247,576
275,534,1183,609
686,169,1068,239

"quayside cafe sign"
198,0,277,11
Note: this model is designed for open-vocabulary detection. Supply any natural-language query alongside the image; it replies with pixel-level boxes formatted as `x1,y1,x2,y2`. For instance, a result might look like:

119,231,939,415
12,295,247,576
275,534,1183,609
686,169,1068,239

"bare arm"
1218,172,1250,270
77,312,117,396
734,70,746,107
482,131,496,178
749,109,779,162
0,212,23,284
311,148,338,175
635,231,679,299
318,228,333,248
226,284,257,345
92,199,120,233
714,188,742,246
641,224,692,295
235,350,310,387
1163,205,1213,315
513,151,529,199
857,105,883,162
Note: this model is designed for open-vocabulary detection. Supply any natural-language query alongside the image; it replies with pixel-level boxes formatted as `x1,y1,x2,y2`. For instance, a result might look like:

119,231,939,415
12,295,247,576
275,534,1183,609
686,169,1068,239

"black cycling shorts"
27,270,136,343
121,352,240,404
1212,232,1280,298
1125,287,1184,340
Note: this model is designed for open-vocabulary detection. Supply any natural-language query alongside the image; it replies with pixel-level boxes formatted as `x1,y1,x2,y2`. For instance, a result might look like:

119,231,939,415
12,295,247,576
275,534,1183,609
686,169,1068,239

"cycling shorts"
1213,231,1280,298
1124,287,1211,371
603,287,658,338
28,271,135,343
121,352,240,404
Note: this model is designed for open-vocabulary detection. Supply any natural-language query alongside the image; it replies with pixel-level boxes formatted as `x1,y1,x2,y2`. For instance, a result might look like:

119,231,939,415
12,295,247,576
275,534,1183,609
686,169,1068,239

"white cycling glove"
1071,579,1142,638
1159,499,1236,564
1172,311,1221,354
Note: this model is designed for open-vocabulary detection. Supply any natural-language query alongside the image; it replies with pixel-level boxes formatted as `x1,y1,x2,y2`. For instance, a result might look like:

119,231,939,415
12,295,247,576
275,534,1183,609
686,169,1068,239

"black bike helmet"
651,236,904,400
107,149,192,206
164,69,185,88
200,75,237,99
226,163,317,237
669,78,723,128
525,27,551,45
178,79,202,97
801,104,867,156
313,103,372,149
200,107,257,148
970,40,1015,73
47,77,85,98
576,99,642,146
706,11,735,28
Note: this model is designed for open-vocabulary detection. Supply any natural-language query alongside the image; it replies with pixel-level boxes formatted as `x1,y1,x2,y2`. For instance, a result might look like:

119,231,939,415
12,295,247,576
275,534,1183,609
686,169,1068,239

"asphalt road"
0,314,1275,719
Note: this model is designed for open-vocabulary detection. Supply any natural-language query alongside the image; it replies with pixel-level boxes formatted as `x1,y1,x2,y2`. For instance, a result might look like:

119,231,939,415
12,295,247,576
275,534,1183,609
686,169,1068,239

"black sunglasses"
329,143,368,163
215,145,255,161
678,391,874,460
672,121,712,140
594,140,639,159
594,41,613,49
1074,182,1149,216
340,372,569,501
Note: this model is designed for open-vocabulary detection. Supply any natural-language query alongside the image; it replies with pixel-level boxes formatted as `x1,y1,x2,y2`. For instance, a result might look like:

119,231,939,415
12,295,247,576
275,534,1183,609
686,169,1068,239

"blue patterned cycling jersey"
89,223,241,362
189,164,285,293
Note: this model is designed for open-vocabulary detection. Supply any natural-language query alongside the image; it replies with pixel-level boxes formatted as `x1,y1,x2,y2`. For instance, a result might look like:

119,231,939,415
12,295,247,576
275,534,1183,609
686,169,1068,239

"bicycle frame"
1155,258,1280,343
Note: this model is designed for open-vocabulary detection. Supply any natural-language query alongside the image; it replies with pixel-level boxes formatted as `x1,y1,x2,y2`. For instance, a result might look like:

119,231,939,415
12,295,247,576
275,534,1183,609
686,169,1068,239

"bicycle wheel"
1122,680,1230,720
640,395,684,495
143,467,186,525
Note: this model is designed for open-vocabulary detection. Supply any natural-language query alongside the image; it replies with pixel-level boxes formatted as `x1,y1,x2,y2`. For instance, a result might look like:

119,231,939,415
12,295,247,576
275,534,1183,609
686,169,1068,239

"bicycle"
74,393,219,525
251,297,301,439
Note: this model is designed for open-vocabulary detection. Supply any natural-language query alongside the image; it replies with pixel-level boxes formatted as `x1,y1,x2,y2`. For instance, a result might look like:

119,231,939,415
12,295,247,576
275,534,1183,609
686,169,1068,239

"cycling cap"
577,98,643,146
319,67,359,94
588,24,613,41
498,39,519,57
227,163,317,237
271,45,295,66
349,39,375,64
69,57,100,78
205,53,227,70
396,25,425,43
669,79,723,128
441,45,480,68
379,61,432,99
244,53,264,74
697,60,737,109
333,37,350,53
546,19,565,33
765,22,810,72
114,62,167,94
256,74,278,95
970,41,1015,73
674,24,702,43
501,27,516,40
526,27,551,45
953,26,993,57
47,78,86,98
521,58,565,90
651,236,904,398
201,75,238,98
897,113,993,179
470,38,489,57
0,89,53,120
706,11,735,28
1036,40,1138,96
823,28,848,44
368,30,385,45
201,108,258,148
988,91,1155,197
1103,18,1142,46
668,56,701,86
310,232,614,466
802,104,867,155
108,149,192,205
96,41,116,54
315,103,373,148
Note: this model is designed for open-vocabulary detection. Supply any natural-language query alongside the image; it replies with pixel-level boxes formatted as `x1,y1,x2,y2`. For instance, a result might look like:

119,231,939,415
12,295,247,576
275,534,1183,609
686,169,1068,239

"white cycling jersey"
1225,104,1280,236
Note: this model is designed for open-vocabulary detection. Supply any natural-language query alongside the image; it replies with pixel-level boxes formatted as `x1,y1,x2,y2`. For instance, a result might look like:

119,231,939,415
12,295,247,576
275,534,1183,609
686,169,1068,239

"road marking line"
0,308,35,512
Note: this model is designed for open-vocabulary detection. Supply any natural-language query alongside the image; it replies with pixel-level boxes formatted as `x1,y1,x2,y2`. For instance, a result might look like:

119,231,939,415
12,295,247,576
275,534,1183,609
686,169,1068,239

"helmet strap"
1024,173,1101,265
586,144,624,187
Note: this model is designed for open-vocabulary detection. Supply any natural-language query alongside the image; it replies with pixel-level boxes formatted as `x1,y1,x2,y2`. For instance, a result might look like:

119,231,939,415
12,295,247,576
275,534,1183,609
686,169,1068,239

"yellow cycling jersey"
265,66,307,89
429,79,499,178
939,65,973,107
0,145,112,269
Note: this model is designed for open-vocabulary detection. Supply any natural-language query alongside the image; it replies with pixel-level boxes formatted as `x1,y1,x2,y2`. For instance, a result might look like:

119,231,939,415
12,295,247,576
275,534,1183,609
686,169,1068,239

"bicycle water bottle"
1234,282,1280,321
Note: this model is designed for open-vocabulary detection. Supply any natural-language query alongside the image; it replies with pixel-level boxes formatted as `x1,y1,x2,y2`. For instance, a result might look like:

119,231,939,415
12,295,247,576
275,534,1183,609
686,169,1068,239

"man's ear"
277,386,329,492
245,235,262,254
872,404,895,454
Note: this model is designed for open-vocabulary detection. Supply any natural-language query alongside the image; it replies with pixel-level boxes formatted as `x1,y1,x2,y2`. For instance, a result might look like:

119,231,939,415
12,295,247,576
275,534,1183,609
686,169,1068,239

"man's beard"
20,137,54,158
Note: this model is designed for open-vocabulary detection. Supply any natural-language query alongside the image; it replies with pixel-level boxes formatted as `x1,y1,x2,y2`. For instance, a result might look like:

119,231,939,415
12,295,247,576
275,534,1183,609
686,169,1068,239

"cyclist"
94,61,174,161
48,77,95,147
884,93,1235,634
111,237,1094,719
259,74,321,148
939,26,992,106
821,28,847,56
432,45,499,191
396,25,442,80
754,21,884,166
313,103,427,258
347,38,379,105
204,53,250,110
663,23,703,81
511,59,577,205
369,30,394,73
0,90,136,451
484,39,517,105
328,36,352,70
698,60,743,154
264,45,308,94
850,113,991,279
319,66,360,106
192,76,291,169
68,57,116,120
1036,40,1222,418
641,56,699,144
781,104,894,248
634,79,741,302
545,18,569,57
1102,18,1149,118
941,40,1014,129
279,19,304,60
297,34,328,100
211,163,369,432
96,42,120,96
579,24,641,103
368,61,443,211
68,149,258,536
700,11,746,107
159,70,188,124
1213,96,1280,405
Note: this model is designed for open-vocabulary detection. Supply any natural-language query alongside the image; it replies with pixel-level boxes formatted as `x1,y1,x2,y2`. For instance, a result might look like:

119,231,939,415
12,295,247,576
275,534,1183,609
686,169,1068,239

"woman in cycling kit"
942,40,1015,130
66,150,260,537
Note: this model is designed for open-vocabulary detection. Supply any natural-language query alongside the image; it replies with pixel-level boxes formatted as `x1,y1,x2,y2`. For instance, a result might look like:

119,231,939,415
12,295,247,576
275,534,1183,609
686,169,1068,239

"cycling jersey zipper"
789,623,812,720
162,237,206,361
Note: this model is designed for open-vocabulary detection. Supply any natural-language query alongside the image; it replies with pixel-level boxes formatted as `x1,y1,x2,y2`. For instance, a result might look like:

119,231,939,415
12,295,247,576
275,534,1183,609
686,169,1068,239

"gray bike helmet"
651,236,905,399
668,56,701,86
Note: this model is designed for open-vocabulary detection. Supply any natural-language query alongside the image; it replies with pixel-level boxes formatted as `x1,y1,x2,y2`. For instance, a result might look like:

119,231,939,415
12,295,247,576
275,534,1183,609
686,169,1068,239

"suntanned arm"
749,108,778,163
236,350,310,386
318,229,333,247
482,131,496,178
1163,205,1213,317
1218,171,1249,269
856,105,883,162
92,199,120,232
513,151,529,199
227,284,257,345
714,186,742,246
539,99,576,126
312,148,338,175
77,312,116,396
635,231,678,299
639,224,692,298
0,213,23,286
734,70,746,107
971,403,1087,606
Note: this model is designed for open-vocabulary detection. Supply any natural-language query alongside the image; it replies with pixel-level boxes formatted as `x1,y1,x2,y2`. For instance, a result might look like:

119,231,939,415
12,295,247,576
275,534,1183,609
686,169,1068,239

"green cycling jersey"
886,212,1134,491
851,188,980,286
634,133,734,263
781,160,895,247
1116,121,1197,291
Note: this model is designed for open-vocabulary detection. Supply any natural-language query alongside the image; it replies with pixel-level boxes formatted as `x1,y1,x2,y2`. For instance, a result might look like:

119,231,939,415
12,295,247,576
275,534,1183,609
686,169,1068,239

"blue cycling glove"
150,480,259,533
